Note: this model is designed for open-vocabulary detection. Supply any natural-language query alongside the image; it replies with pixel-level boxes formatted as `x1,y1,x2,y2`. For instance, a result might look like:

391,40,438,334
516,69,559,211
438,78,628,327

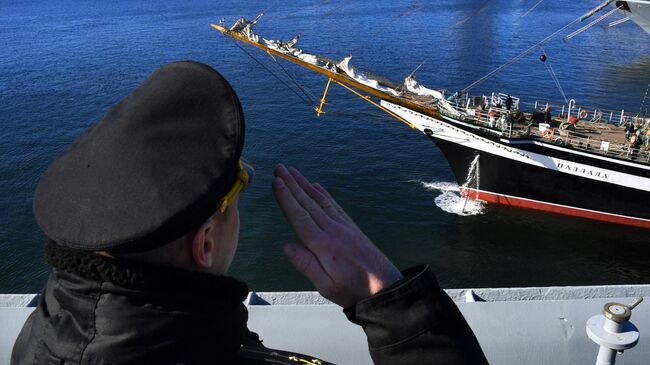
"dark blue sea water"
2,0,650,293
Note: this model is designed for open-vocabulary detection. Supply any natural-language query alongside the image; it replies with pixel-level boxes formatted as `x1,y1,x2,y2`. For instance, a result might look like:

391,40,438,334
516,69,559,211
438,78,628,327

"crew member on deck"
11,61,487,365
505,95,513,111
545,106,553,124
625,121,636,140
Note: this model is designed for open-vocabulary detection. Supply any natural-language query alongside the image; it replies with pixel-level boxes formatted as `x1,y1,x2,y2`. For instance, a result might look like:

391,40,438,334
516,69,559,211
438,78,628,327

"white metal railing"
530,126,650,163
529,99,648,126
435,98,650,164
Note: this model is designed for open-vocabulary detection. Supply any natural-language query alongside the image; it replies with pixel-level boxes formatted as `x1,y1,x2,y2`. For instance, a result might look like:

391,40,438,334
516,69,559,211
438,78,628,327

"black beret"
33,61,244,252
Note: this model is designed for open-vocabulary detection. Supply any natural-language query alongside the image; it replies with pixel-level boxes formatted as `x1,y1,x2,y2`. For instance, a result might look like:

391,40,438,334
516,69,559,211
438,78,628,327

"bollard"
586,297,642,365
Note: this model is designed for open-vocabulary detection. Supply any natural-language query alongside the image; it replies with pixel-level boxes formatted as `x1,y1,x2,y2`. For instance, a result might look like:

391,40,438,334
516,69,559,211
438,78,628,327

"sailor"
624,121,636,140
505,95,513,111
12,61,487,365
630,129,644,160
544,106,553,124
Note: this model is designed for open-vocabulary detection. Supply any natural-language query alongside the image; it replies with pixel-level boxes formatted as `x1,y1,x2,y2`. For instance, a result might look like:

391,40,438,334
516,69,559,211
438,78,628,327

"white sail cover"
230,13,263,32
404,75,461,117
337,56,398,96
261,35,319,66
241,24,259,43
404,75,444,99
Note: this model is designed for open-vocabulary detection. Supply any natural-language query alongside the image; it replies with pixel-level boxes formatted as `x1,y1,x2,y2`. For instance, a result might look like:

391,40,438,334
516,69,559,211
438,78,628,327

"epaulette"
239,345,336,365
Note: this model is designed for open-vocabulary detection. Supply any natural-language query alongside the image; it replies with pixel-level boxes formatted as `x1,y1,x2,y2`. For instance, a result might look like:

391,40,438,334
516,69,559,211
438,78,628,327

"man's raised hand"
272,164,403,308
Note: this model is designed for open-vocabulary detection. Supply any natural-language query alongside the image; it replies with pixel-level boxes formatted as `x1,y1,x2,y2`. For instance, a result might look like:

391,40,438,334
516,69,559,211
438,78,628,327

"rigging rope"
641,84,650,115
229,32,396,122
348,0,426,58
407,0,494,78
229,39,316,108
461,16,581,93
522,0,544,18
539,47,569,105
564,5,621,40
271,55,318,105
453,0,495,28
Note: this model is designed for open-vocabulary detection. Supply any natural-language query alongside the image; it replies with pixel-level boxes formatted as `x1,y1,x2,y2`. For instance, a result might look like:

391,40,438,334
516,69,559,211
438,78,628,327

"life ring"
543,128,554,139
579,110,588,119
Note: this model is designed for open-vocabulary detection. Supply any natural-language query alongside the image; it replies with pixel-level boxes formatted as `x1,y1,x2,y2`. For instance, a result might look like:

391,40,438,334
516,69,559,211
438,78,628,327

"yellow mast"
210,23,439,128
314,78,332,118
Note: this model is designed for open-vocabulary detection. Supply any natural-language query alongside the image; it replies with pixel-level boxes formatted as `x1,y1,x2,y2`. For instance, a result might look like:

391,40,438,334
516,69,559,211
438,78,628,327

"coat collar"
45,240,249,303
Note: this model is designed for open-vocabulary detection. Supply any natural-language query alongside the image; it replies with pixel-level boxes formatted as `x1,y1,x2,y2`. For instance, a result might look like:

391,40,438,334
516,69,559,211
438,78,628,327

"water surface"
1,0,650,293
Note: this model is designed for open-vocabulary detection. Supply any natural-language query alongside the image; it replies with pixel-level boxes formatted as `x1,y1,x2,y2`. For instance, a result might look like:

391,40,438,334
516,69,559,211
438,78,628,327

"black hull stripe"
431,136,650,220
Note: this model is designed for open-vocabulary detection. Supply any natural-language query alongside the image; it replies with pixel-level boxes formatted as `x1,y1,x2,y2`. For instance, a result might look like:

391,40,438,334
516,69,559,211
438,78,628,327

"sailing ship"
211,15,650,229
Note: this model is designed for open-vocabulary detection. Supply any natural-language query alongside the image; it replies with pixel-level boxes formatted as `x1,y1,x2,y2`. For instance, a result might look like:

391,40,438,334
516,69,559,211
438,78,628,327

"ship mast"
210,21,447,129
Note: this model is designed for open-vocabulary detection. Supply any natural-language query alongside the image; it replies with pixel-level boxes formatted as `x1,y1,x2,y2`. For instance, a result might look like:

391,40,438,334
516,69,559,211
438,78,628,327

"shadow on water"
429,206,650,288
593,54,650,110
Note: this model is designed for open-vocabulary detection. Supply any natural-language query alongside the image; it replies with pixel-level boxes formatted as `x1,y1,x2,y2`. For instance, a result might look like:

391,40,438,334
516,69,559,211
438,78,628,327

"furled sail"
337,56,399,96
230,13,264,32
404,75,461,117
404,75,443,99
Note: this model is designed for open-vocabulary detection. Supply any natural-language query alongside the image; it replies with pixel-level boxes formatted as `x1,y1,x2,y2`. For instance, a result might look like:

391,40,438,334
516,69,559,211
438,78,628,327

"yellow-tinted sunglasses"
218,159,254,213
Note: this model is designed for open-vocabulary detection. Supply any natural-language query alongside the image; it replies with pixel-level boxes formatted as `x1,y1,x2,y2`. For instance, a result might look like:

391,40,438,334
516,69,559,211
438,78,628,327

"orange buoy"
543,128,554,139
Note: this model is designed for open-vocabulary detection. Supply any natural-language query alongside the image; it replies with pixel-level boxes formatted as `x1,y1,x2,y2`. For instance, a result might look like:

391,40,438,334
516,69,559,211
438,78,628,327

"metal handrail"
530,126,650,163
528,99,648,126
437,100,650,164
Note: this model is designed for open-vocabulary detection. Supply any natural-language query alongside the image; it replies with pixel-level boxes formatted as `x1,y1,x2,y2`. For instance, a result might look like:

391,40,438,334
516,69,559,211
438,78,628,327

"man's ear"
191,220,216,269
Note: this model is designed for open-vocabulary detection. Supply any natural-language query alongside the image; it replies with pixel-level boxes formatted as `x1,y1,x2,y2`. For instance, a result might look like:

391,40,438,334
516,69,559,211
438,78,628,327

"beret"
33,61,244,252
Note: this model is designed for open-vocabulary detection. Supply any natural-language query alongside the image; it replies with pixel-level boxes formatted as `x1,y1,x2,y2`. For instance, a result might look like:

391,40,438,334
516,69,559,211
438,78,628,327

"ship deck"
401,91,650,164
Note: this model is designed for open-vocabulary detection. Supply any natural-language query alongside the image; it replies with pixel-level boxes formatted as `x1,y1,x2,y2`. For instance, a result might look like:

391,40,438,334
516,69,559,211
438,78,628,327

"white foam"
421,181,459,193
419,181,485,216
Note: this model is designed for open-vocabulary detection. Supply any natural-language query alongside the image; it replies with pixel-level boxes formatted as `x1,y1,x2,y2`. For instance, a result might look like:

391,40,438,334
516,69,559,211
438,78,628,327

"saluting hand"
272,164,403,308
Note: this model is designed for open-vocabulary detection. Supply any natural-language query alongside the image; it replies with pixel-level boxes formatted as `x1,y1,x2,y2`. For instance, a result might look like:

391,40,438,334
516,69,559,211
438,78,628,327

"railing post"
535,100,538,109
609,111,613,122
620,109,625,124
568,99,576,123
561,105,565,116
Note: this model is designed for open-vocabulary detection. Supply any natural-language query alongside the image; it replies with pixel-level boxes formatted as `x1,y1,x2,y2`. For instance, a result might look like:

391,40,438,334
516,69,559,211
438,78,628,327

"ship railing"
529,126,650,164
441,99,512,134
438,99,649,163
457,92,521,111
527,100,647,126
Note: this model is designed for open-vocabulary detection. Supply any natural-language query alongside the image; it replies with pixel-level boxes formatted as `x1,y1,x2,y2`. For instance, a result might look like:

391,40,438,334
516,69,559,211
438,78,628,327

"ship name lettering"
556,162,609,180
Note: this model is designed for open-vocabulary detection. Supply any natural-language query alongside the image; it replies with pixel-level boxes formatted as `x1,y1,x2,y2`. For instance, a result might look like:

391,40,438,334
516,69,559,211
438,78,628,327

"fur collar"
45,240,248,302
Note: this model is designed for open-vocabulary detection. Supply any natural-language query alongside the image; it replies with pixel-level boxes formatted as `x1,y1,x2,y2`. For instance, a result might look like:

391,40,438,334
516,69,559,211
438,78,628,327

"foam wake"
420,181,485,216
